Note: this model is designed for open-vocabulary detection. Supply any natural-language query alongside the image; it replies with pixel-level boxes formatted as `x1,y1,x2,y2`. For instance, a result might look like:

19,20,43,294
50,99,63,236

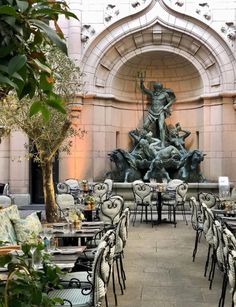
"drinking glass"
44,228,53,251
29,246,37,268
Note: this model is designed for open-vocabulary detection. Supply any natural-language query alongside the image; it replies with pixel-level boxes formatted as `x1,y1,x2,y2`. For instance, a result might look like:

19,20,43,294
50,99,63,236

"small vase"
74,220,81,229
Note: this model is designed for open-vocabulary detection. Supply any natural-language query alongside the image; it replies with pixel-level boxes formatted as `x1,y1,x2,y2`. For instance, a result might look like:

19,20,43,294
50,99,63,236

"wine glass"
29,245,37,268
44,228,53,251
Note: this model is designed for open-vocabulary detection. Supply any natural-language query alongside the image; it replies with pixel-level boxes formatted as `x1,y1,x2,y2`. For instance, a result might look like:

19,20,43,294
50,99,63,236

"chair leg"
181,203,188,225
204,245,211,277
119,255,126,290
115,257,124,294
209,251,216,289
105,293,109,307
112,267,118,306
193,230,200,262
173,206,176,227
141,205,144,223
219,272,228,307
132,205,138,226
150,206,154,228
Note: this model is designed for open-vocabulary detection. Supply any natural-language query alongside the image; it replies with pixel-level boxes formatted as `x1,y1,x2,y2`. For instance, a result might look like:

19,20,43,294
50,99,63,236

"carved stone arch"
81,0,236,100
104,45,209,102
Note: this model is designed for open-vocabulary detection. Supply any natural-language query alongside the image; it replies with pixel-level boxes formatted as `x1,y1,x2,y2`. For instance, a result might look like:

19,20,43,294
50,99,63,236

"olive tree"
0,48,85,222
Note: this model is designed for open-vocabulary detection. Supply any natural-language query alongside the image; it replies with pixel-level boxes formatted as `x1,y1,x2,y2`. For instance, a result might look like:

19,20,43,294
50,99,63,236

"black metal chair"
198,192,220,208
48,239,112,307
162,182,188,226
99,195,124,229
189,197,203,262
93,182,109,207
132,181,154,227
0,182,10,196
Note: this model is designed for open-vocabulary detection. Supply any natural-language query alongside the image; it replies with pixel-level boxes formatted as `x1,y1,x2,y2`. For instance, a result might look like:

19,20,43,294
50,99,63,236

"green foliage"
0,46,85,161
0,237,65,307
0,0,79,102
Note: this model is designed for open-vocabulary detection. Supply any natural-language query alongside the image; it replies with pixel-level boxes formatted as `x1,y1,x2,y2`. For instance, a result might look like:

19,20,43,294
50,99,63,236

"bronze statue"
107,80,206,183
140,79,176,147
166,123,191,155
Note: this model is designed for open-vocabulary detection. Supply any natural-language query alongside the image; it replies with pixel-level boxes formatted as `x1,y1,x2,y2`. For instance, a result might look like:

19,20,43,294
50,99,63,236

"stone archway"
81,0,235,99
68,0,236,182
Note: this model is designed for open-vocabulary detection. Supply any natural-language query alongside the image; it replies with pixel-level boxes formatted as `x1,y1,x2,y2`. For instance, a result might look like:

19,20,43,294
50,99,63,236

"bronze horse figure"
175,150,206,182
107,149,142,182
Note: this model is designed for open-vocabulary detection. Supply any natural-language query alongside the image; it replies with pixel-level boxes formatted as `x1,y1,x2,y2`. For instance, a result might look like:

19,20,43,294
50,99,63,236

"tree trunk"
41,159,58,222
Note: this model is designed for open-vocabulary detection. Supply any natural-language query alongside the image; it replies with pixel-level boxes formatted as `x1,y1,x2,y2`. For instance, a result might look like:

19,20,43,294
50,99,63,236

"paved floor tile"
106,217,232,307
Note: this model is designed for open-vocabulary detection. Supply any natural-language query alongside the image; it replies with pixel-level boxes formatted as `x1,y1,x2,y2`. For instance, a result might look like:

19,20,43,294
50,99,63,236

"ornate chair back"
202,203,214,244
227,249,236,298
176,182,188,204
115,212,128,254
93,182,109,207
0,195,12,208
64,179,80,202
198,192,219,208
57,182,70,194
92,240,112,306
189,196,201,231
0,183,10,196
132,182,152,206
104,179,113,197
99,195,124,226
56,193,75,213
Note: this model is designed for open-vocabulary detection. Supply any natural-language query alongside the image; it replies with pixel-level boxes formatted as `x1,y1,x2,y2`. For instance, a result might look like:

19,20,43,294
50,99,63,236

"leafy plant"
0,237,65,306
0,47,86,222
0,0,78,110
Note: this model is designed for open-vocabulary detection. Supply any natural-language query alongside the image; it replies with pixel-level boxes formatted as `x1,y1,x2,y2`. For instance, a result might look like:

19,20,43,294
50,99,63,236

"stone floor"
107,216,231,307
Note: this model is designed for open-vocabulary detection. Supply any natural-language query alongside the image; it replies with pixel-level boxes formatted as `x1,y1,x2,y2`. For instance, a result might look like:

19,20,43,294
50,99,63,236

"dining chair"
0,182,10,196
69,229,119,305
201,203,215,280
93,182,109,207
132,181,155,227
198,192,220,208
65,179,81,203
57,182,70,194
0,195,13,208
48,240,111,307
56,193,75,218
226,248,236,307
113,209,129,296
99,195,124,229
162,182,188,226
60,229,115,283
189,197,203,262
104,178,113,197
218,227,236,307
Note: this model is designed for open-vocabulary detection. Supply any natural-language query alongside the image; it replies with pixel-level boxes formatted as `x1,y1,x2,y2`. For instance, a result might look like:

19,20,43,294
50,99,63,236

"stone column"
9,131,29,195
67,0,82,63
0,135,10,183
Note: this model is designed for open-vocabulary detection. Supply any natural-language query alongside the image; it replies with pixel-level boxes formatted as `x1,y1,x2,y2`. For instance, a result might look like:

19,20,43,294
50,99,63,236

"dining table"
151,183,176,226
0,245,87,282
45,220,105,246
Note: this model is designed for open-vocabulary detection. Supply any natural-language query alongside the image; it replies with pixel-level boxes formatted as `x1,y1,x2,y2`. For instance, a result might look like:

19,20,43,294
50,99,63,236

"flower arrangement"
81,179,89,192
68,207,84,222
84,194,96,210
67,207,84,229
